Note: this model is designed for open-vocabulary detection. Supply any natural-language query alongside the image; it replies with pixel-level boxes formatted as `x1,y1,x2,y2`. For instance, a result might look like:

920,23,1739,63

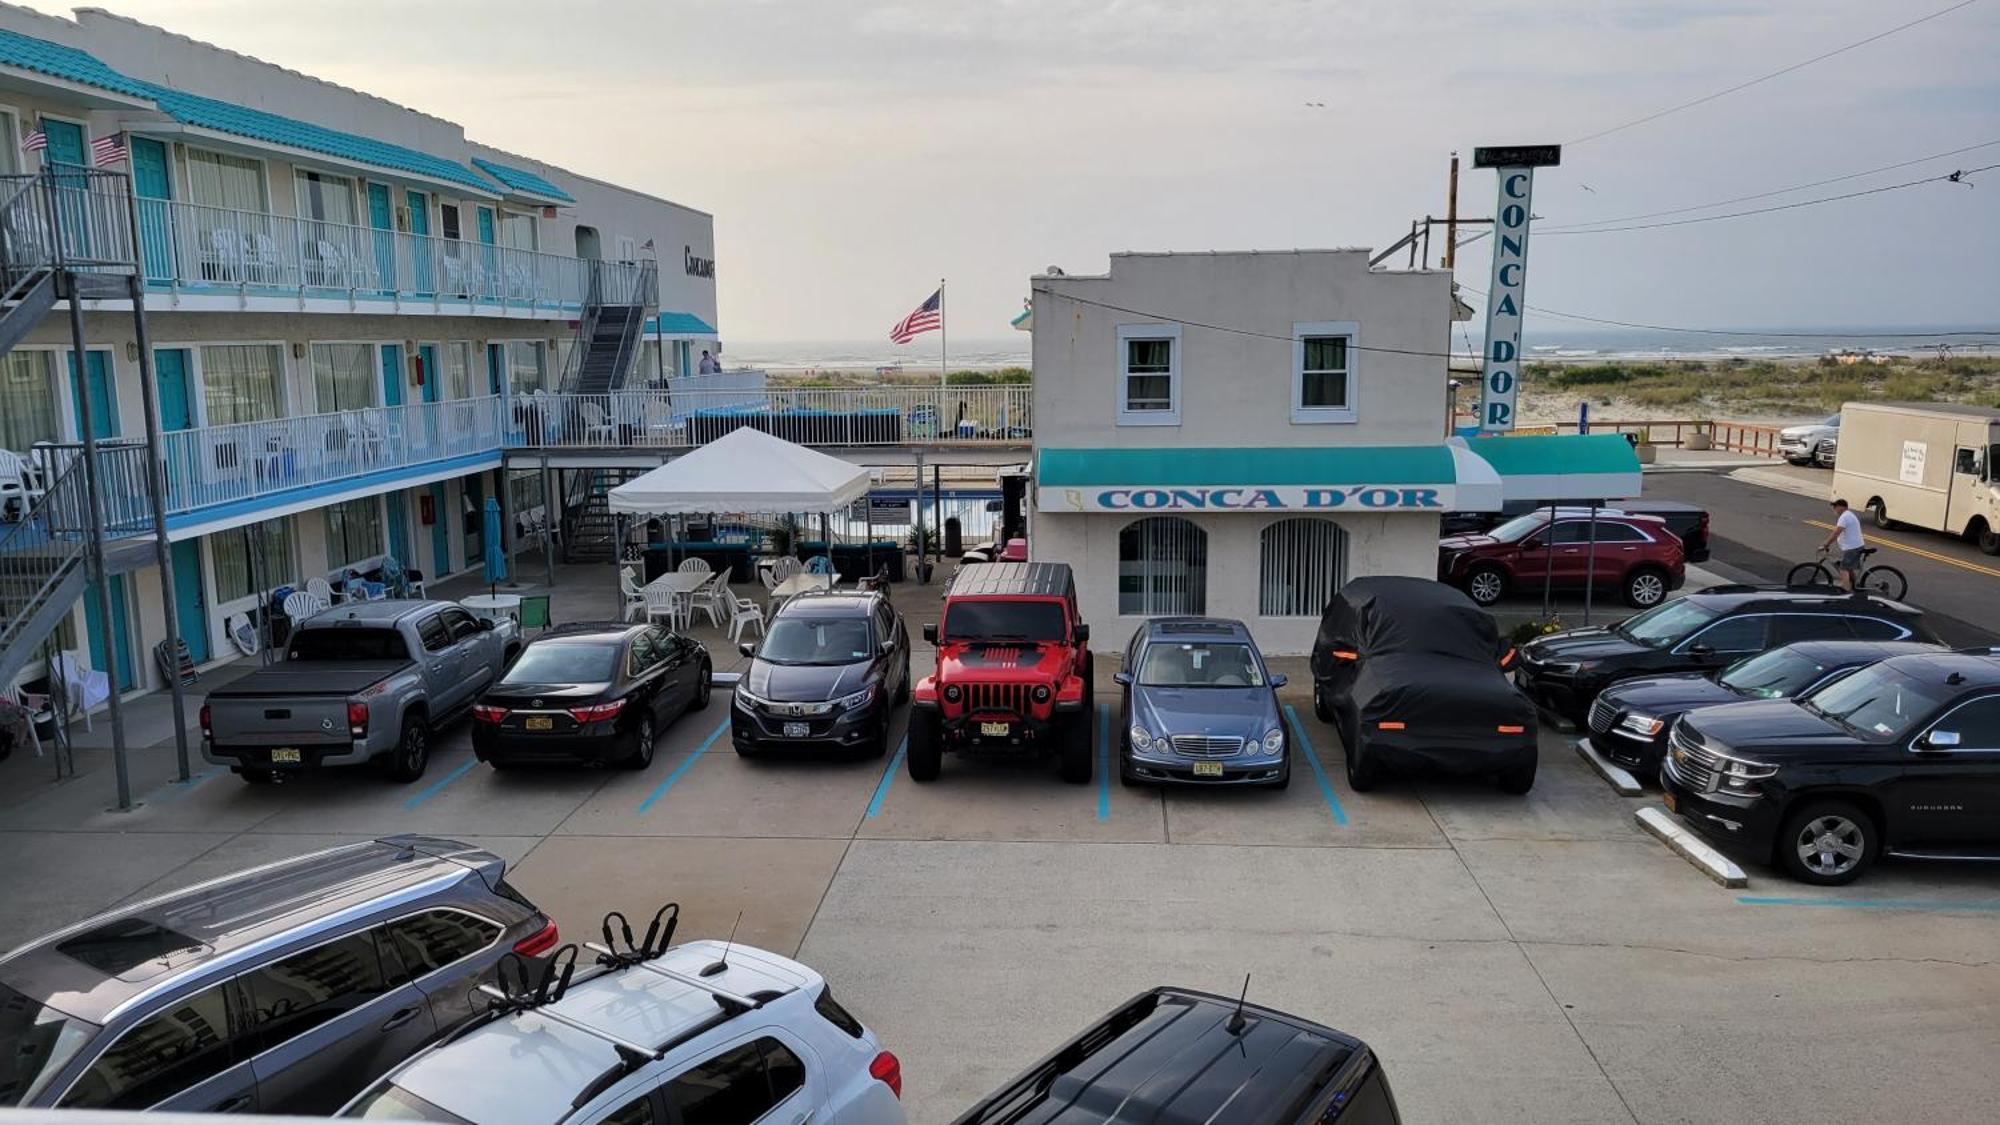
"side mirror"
1920,729,1961,750
477,618,495,631
880,640,895,656
1112,671,1132,686
922,623,937,644
1073,623,1090,643
1688,644,1715,658
737,642,756,658
1521,537,1542,550
1269,673,1289,688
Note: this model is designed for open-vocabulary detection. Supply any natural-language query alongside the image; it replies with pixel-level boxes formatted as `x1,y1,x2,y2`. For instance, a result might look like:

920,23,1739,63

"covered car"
1310,576,1537,793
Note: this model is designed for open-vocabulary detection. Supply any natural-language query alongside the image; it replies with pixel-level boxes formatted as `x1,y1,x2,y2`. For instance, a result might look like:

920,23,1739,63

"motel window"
211,517,295,604
442,342,476,400
1118,516,1206,616
324,496,385,572
199,344,285,425
187,149,266,212
311,343,377,413
0,351,60,449
1292,322,1357,423
1259,519,1347,617
0,112,18,176
499,210,537,252
1116,324,1180,426
294,170,357,227
509,341,546,395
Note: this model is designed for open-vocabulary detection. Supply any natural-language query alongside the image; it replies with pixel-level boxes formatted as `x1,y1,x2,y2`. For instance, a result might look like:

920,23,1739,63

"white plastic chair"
727,595,766,644
3,684,46,755
306,576,339,606
56,650,110,733
770,556,803,583
692,567,732,629
640,585,682,630
676,557,711,575
619,568,647,622
579,402,616,445
282,591,327,622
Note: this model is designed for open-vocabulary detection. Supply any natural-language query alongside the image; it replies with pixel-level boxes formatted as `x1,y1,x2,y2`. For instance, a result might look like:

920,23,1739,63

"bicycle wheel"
1786,561,1834,588
1859,565,1907,601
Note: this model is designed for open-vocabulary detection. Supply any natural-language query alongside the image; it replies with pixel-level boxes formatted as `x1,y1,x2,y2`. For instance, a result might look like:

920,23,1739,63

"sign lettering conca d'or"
1473,144,1560,432
684,245,715,279
1071,486,1447,512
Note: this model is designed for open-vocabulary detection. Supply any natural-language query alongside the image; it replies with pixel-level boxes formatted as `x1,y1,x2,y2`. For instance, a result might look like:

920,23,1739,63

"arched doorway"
1118,516,1207,615
574,225,600,260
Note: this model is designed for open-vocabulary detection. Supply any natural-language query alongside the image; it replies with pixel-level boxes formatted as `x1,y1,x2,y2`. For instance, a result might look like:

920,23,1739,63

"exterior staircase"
560,260,657,396
0,456,93,686
560,467,643,563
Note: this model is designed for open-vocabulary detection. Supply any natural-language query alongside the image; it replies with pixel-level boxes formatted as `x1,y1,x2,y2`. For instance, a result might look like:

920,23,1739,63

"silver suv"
0,836,553,1114
1779,414,1839,466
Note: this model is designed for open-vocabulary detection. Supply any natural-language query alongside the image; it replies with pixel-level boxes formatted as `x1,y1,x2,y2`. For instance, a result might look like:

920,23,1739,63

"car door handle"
215,1094,254,1114
380,1006,421,1031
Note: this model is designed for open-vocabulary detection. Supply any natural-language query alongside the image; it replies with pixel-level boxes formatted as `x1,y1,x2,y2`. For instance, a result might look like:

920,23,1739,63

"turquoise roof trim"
134,81,494,192
1038,445,1457,487
1461,433,1640,476
0,27,151,98
471,157,574,203
644,312,718,336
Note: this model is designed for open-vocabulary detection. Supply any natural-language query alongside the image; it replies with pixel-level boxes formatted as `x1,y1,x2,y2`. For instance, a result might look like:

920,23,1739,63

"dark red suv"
1438,508,1685,608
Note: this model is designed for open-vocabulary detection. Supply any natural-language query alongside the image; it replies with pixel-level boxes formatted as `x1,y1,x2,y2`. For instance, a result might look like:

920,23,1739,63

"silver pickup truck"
202,600,518,784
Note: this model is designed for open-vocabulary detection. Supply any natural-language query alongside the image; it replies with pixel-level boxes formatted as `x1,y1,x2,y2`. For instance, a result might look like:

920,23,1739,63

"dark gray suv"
0,835,553,1115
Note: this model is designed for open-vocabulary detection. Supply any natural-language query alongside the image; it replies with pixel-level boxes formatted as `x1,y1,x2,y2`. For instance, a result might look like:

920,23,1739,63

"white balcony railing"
134,198,654,311
507,385,1035,448
158,396,503,516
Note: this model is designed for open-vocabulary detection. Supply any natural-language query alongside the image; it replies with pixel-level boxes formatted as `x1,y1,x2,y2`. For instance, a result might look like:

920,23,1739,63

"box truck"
1829,402,2000,555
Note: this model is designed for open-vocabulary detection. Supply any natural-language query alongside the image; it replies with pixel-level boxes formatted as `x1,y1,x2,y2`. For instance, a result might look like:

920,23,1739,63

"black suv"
1662,651,2000,884
1515,585,1936,724
733,589,910,757
952,987,1400,1124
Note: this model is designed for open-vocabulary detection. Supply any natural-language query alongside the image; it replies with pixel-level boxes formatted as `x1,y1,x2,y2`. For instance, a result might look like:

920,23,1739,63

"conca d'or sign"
1473,144,1560,432
1047,486,1452,513
684,245,715,279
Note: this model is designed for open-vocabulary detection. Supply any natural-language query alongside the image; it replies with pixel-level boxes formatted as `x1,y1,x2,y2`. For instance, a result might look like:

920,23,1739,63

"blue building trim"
470,157,574,203
643,312,718,336
165,450,501,534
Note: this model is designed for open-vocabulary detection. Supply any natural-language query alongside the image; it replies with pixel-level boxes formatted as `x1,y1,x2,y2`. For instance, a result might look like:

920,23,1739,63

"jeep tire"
906,708,942,781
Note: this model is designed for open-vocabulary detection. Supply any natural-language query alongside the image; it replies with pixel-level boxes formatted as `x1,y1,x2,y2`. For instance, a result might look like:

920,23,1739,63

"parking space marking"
150,769,220,802
636,717,731,815
865,736,908,819
1739,895,2000,914
1281,704,1348,827
1803,518,2000,579
1096,703,1110,821
403,758,481,810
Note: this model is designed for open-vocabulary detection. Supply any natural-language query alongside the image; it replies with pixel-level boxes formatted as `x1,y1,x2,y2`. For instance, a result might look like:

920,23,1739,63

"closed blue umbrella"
484,496,507,595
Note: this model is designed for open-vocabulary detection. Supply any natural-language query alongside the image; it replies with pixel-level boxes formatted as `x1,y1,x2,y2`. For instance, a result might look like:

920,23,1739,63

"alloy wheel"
1468,571,1504,605
1794,814,1866,878
1629,572,1666,605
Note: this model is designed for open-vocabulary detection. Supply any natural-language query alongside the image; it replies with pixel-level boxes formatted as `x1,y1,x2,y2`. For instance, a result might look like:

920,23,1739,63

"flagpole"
937,277,948,393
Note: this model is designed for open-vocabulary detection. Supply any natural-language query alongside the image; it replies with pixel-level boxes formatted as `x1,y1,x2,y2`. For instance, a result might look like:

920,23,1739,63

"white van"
1828,402,2000,555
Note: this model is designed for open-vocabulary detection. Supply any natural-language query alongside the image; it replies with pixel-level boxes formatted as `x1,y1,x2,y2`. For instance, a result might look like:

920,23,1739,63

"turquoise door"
82,576,135,692
405,191,432,296
67,351,117,439
487,343,505,395
129,137,174,281
385,490,411,569
41,120,90,256
429,483,451,575
154,348,193,431
40,118,85,166
462,475,484,565
419,345,440,404
379,344,404,408
170,539,209,664
367,183,395,295
476,207,497,293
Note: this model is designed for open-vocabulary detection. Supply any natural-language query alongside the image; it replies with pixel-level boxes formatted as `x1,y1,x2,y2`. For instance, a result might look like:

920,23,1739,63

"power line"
1541,139,2000,230
1565,0,1987,147
1456,286,2000,340
1536,163,1995,235
1037,290,1464,359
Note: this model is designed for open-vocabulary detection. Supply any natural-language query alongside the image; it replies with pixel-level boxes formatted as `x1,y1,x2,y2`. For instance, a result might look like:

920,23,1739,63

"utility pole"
1444,152,1461,271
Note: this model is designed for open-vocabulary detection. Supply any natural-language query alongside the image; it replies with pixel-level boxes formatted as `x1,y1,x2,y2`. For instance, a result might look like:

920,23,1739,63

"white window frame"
180,340,292,428
179,145,270,214
1291,321,1358,423
0,106,21,177
1116,323,1181,427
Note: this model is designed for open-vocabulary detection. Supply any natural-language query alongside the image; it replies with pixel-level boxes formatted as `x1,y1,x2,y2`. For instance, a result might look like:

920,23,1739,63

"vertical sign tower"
1472,144,1560,431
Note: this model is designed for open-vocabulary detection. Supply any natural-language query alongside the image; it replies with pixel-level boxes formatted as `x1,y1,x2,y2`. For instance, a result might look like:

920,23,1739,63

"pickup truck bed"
209,661,408,698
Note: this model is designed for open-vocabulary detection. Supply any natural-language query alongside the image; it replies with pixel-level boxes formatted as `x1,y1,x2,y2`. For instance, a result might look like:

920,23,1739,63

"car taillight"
1330,649,1359,663
1499,647,1516,669
347,701,368,737
199,703,211,734
512,916,560,957
570,699,627,723
473,704,509,724
1497,724,1526,734
1378,721,1406,731
869,1050,902,1099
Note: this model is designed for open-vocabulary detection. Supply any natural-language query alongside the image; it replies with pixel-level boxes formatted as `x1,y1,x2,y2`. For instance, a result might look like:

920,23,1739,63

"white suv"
340,928,904,1125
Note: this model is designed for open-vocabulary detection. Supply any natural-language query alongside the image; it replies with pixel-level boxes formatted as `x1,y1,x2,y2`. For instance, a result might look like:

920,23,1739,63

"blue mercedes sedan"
1114,618,1289,788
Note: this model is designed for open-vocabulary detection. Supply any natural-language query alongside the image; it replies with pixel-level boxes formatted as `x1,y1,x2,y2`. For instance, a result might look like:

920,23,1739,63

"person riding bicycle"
1819,498,1865,592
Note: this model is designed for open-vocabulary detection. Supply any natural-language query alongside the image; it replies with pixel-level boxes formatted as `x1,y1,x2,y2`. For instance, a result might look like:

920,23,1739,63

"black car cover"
1349,651,1537,730
1315,576,1534,734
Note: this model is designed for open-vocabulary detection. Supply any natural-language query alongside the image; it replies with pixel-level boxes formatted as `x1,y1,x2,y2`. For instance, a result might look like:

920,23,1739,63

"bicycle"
1787,546,1908,601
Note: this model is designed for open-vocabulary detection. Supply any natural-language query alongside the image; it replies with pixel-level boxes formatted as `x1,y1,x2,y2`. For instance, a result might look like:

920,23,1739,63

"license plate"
979,721,1010,737
1662,791,1678,814
270,747,301,764
1191,761,1224,778
783,722,811,738
525,716,554,731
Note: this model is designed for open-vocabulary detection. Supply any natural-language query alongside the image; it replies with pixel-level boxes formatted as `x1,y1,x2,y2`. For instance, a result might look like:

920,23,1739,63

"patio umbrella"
484,496,507,596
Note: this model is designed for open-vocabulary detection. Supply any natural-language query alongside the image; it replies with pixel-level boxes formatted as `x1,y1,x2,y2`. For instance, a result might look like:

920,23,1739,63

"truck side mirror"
1073,623,1090,643
922,623,937,644
737,642,756,658
1920,729,1961,750
1688,644,1715,658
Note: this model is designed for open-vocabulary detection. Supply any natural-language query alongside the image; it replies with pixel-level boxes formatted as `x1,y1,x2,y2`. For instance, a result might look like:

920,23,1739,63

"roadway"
1643,463,2000,646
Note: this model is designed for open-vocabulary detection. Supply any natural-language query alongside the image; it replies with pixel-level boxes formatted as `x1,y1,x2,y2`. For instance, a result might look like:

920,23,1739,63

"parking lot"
4,565,1998,1124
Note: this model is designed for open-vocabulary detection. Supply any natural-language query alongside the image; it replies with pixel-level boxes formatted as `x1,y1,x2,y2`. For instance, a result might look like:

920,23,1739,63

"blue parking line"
404,758,480,810
153,768,219,802
1282,704,1348,827
1096,703,1111,821
1739,895,2000,914
636,717,731,815
866,735,908,819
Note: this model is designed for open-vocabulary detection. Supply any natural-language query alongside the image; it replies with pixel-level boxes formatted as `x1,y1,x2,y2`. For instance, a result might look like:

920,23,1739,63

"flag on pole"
889,288,942,345
20,129,46,153
90,132,126,166
640,237,655,252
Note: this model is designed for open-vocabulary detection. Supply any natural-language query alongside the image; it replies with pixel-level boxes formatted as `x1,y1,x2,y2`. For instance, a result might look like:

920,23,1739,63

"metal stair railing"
0,455,92,672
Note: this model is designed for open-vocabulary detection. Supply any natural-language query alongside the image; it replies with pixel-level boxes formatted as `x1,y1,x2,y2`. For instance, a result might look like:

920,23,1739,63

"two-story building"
1027,249,1502,653
0,4,717,697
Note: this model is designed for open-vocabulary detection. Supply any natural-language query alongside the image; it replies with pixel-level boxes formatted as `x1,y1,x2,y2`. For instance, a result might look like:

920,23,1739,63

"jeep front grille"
965,683,1030,716
1169,734,1244,758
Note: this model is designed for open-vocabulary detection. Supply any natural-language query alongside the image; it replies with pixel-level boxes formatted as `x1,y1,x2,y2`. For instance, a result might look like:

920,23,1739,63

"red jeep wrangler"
909,561,1094,783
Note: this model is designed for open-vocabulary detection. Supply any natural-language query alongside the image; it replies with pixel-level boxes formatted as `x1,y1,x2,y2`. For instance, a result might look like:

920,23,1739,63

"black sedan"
732,589,910,757
1586,639,1942,779
472,622,711,769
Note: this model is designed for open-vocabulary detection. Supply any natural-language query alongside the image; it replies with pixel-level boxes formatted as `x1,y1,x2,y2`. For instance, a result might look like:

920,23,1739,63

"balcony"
131,198,654,314
508,385,1035,449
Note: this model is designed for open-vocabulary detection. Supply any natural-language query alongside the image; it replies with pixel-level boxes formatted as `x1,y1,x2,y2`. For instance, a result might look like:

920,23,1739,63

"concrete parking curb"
1636,806,1748,888
1573,738,1645,796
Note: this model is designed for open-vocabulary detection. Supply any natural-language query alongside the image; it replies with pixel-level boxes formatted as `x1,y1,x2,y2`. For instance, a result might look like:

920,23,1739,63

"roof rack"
1695,581,1876,597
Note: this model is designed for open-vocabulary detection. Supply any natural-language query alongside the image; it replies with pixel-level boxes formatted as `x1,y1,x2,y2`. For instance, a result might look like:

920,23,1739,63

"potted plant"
1686,422,1713,451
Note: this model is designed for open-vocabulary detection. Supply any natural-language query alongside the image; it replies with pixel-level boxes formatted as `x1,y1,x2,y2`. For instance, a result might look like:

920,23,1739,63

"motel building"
1024,249,1638,654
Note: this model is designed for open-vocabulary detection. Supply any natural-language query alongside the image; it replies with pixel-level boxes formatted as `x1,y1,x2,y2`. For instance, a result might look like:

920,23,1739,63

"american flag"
90,133,126,166
19,129,45,153
889,288,942,345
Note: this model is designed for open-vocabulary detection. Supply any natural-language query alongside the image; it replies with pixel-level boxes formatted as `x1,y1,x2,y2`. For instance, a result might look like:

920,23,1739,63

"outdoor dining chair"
807,555,834,576
306,576,339,605
692,567,733,629
55,650,109,734
619,568,647,622
640,584,683,630
727,594,766,644
676,557,712,574
770,556,803,583
579,402,617,445
3,684,47,756
282,591,327,622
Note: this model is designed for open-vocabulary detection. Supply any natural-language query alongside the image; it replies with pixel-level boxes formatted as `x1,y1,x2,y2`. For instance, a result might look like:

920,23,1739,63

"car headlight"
941,683,962,704
1261,728,1285,754
1617,712,1665,738
1545,661,1582,674
1128,725,1156,752
1032,683,1051,704
1719,757,1778,792
733,686,761,711
834,684,877,711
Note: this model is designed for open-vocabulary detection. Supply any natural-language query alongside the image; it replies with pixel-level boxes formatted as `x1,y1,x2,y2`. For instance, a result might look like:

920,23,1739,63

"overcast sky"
32,0,1999,342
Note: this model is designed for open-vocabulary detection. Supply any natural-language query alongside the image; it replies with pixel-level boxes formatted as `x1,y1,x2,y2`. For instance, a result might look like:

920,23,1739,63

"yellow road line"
1803,520,2000,579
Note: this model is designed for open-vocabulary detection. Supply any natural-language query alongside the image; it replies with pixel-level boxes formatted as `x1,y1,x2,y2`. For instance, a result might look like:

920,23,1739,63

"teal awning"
644,312,718,336
0,27,151,98
1460,433,1642,502
471,157,574,203
1036,445,1502,514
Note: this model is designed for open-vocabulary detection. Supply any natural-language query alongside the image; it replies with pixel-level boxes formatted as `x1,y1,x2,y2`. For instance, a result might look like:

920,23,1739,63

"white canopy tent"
607,427,872,515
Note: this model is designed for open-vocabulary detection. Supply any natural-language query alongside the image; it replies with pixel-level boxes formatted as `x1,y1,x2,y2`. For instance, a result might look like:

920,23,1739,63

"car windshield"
1614,600,1722,647
343,1083,473,1123
941,599,1067,643
760,617,873,665
288,627,409,661
1720,649,1834,699
1823,414,1840,427
0,984,97,1107
501,642,619,685
1800,663,1954,741
1137,642,1265,687
1486,513,1547,542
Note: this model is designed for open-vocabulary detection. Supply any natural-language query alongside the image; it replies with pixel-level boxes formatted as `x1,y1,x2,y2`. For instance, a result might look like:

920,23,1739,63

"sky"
24,0,1999,343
